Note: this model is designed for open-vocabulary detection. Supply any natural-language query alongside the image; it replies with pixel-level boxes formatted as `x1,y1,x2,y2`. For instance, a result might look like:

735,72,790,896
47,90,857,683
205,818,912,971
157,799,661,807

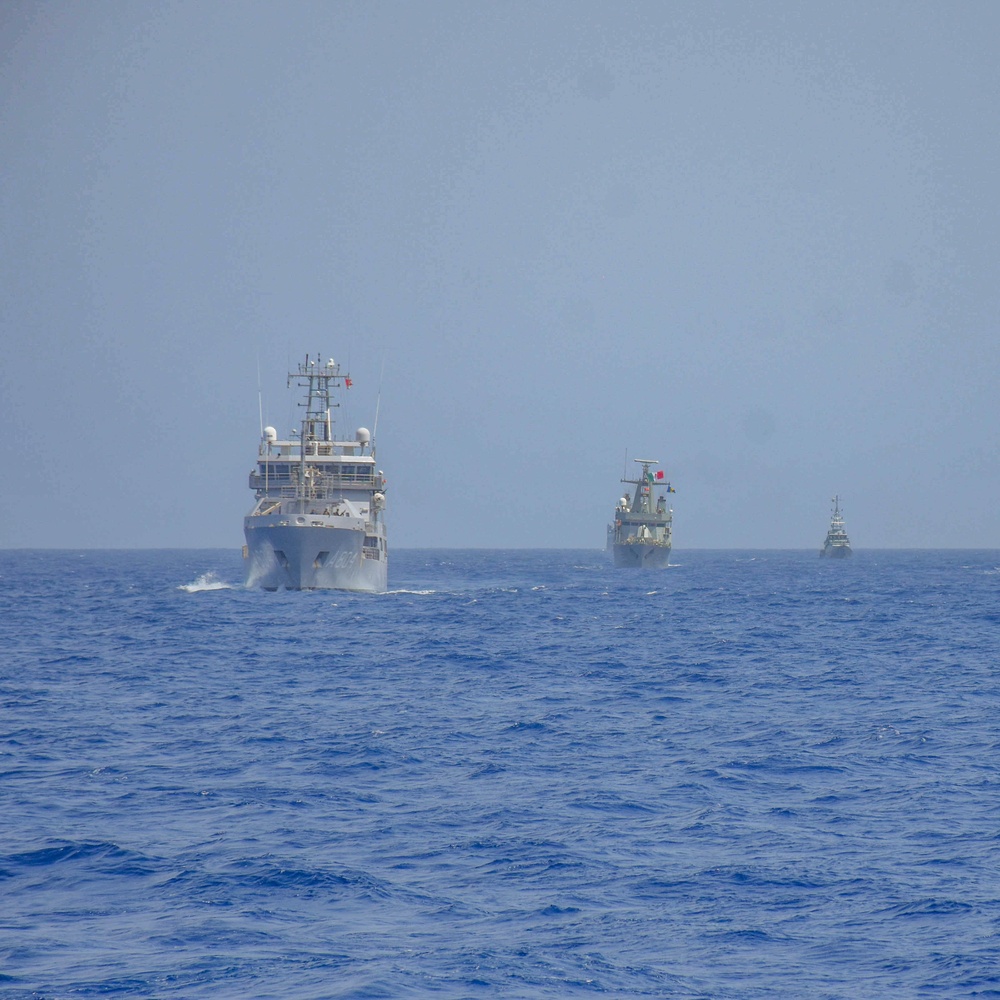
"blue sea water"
2,548,1000,999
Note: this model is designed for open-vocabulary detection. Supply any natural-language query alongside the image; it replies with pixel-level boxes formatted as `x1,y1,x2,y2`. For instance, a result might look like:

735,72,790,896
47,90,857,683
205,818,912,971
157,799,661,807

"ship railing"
251,486,300,501
619,533,670,546
249,472,376,491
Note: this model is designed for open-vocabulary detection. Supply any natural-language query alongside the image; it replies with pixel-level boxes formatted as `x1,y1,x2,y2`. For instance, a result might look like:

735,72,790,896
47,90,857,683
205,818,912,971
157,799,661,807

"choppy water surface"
2,548,999,998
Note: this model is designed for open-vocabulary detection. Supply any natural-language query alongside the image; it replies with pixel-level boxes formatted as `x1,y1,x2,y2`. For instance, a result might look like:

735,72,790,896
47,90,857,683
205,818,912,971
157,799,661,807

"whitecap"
178,572,235,593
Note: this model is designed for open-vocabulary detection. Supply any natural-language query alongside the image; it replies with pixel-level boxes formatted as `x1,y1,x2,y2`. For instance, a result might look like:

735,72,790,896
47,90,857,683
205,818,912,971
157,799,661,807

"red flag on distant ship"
655,470,664,479
345,377,353,388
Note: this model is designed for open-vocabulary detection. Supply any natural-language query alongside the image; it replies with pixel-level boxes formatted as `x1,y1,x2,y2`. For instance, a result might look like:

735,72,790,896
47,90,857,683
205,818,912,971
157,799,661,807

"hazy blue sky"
2,1,998,549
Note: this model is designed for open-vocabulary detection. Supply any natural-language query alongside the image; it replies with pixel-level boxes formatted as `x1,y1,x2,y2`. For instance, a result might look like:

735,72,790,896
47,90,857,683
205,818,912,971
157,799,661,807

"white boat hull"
244,520,387,592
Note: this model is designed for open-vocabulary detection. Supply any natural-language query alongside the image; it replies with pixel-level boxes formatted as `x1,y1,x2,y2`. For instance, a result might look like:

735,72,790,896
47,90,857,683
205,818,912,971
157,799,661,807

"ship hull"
612,543,671,568
244,521,387,592
821,544,852,558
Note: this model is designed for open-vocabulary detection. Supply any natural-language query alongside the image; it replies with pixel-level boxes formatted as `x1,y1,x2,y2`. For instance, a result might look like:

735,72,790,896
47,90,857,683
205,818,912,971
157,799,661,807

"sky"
1,1,998,550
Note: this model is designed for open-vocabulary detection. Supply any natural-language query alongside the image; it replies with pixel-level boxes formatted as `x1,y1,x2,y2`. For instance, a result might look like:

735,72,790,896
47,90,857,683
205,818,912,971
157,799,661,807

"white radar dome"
264,426,277,443
355,427,371,446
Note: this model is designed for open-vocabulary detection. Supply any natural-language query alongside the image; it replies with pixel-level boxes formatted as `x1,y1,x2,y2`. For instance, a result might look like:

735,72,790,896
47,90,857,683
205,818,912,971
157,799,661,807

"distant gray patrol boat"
243,354,387,591
608,459,675,567
820,495,852,558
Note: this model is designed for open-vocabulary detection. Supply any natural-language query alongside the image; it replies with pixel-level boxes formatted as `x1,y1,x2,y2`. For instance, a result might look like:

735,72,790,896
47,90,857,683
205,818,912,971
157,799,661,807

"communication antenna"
257,353,264,436
371,351,386,458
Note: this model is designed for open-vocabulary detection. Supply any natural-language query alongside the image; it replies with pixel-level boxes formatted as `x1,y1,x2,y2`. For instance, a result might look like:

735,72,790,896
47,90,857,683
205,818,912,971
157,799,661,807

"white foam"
178,572,235,593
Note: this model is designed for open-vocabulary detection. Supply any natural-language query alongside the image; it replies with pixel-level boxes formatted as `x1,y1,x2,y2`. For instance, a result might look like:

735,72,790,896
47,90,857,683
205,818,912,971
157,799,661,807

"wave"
8,547,1000,998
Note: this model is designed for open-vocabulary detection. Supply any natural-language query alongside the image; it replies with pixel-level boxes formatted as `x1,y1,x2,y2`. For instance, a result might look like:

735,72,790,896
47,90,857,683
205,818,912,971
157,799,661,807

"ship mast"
288,353,349,496
830,495,844,528
623,458,661,515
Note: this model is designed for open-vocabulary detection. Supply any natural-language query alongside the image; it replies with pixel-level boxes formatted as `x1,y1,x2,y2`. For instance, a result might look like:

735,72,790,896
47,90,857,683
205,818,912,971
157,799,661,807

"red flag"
655,470,664,479
344,377,353,388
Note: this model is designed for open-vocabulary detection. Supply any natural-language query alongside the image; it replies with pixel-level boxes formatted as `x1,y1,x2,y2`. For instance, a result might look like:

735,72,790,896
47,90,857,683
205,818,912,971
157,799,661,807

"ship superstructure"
820,495,852,558
609,459,674,568
243,354,387,591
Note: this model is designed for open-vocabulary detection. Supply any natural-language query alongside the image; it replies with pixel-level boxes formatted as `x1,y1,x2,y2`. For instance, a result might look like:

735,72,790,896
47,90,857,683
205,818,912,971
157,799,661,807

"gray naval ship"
820,495,852,558
243,354,387,592
608,459,675,568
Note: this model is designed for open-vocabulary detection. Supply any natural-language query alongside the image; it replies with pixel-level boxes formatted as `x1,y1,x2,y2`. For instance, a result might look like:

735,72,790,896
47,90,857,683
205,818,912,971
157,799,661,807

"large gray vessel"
820,495,852,558
609,459,675,568
243,354,387,592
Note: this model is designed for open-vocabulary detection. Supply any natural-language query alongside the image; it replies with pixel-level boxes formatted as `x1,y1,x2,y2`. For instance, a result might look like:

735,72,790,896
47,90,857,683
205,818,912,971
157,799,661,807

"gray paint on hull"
244,523,387,592
821,545,852,558
612,544,671,568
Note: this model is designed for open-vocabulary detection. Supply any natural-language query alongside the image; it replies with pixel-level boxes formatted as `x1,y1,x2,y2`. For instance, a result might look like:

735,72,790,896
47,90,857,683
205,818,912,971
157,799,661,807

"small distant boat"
820,495,852,558
608,459,675,567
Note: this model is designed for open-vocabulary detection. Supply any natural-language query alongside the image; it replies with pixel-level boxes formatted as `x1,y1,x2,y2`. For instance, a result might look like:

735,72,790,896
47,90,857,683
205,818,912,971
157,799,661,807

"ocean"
2,548,999,999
